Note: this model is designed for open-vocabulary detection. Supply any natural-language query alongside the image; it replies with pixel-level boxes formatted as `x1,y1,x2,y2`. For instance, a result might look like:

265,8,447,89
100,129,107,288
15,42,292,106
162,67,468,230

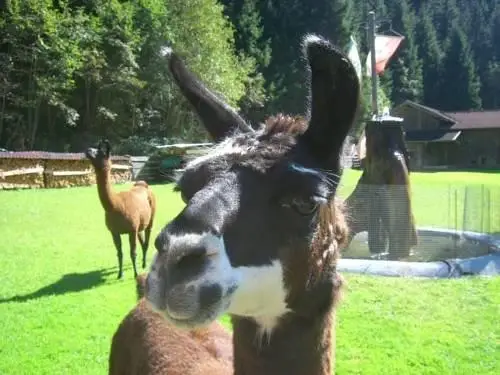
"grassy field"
0,172,499,374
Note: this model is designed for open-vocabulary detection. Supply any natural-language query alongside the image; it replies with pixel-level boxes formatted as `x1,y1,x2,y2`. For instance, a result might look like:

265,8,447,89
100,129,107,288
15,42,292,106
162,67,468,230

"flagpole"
368,10,378,116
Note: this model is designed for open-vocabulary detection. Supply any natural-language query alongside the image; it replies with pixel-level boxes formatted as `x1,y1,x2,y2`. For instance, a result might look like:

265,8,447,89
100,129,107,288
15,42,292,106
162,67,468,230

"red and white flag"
366,34,404,76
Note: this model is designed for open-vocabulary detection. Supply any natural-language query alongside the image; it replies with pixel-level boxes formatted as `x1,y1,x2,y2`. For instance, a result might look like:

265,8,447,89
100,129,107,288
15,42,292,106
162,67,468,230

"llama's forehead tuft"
185,116,306,174
184,132,260,170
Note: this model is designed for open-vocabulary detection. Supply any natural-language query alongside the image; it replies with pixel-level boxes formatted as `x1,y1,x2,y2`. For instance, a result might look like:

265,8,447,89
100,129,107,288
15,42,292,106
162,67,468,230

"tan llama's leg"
137,232,148,269
128,232,138,277
111,233,123,279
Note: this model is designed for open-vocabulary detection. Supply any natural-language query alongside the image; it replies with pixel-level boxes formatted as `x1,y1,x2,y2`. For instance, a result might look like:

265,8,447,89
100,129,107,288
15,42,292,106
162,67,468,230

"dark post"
345,115,418,259
368,10,378,116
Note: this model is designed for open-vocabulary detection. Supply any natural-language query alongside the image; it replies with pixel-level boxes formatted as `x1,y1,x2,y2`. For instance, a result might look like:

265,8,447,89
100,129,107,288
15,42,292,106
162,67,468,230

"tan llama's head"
85,139,111,171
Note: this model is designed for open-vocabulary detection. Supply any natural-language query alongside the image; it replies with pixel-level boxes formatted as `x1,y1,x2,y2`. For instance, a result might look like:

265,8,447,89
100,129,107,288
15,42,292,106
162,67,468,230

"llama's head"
85,139,111,171
146,35,359,334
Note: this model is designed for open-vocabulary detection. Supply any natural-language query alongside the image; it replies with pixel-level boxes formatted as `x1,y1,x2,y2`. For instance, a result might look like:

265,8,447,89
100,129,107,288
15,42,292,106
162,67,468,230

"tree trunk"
85,77,91,131
29,99,40,149
0,93,6,143
47,105,55,149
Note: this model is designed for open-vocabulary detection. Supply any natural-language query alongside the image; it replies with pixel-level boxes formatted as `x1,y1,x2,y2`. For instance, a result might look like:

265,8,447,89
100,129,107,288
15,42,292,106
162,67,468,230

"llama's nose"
154,228,220,275
171,236,222,282
175,245,211,272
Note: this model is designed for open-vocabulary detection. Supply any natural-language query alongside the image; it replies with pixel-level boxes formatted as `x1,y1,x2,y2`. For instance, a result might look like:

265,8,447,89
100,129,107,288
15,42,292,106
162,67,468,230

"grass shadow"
417,168,500,174
0,267,122,304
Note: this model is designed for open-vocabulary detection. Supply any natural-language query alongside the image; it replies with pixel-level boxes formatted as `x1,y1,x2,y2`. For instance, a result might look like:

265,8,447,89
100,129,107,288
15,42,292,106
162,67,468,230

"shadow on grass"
0,267,125,304
416,168,500,174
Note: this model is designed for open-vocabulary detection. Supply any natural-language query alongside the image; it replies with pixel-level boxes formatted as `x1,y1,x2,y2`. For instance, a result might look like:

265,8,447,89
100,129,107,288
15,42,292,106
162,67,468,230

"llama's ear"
162,47,254,142
300,35,360,165
99,139,111,158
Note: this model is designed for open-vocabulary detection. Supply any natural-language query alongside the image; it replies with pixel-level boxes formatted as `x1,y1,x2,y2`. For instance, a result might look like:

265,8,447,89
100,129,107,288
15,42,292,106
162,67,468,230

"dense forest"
0,0,499,153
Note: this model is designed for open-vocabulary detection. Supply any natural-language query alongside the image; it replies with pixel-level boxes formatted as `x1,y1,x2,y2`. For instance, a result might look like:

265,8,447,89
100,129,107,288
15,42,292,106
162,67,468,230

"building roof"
0,151,129,161
394,100,500,130
155,142,213,149
396,100,457,123
405,130,462,143
444,111,500,130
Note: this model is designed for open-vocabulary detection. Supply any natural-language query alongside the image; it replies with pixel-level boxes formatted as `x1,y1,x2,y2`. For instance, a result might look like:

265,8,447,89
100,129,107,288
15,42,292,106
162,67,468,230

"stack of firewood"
110,161,133,184
44,159,95,188
0,153,133,189
0,158,45,189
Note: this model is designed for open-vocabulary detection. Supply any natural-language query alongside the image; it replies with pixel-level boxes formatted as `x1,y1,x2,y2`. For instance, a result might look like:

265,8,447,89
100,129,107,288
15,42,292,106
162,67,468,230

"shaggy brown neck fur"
231,199,344,375
94,164,117,212
231,311,334,375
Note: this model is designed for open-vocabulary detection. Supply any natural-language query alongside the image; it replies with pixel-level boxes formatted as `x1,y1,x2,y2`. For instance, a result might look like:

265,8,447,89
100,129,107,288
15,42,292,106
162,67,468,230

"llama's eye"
287,197,320,215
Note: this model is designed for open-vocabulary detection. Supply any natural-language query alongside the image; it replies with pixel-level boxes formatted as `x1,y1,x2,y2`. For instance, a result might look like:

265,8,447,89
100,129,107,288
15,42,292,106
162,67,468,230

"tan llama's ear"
98,139,111,158
300,34,360,166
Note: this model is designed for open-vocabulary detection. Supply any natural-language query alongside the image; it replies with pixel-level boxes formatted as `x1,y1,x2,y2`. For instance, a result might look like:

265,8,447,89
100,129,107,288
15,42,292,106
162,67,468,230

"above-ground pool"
343,227,500,262
340,227,500,278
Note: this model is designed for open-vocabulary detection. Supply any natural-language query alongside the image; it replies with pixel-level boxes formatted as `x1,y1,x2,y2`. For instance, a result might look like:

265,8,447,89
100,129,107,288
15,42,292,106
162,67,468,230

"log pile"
0,151,132,190
0,155,45,189
44,159,95,188
110,160,133,184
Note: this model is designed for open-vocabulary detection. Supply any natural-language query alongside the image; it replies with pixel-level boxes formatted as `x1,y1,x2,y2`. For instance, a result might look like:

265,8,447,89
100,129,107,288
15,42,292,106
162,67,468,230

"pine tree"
385,0,423,105
433,0,460,42
220,0,271,123
490,2,500,62
440,23,481,110
254,0,356,115
483,61,500,109
471,0,494,108
416,4,443,107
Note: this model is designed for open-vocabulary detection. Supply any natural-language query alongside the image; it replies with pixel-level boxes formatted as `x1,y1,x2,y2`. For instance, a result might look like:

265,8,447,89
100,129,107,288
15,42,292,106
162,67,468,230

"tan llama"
85,140,156,279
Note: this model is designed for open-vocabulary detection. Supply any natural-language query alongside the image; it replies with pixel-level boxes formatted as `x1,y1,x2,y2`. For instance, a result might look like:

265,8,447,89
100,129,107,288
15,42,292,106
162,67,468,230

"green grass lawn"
0,172,499,374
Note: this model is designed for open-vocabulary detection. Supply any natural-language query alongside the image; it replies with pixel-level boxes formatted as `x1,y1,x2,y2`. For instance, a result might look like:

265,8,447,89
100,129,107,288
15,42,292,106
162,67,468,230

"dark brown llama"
109,33,359,375
85,140,156,279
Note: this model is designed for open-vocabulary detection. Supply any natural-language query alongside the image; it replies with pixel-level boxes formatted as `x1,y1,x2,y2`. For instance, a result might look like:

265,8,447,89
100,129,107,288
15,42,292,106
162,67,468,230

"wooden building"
391,101,500,170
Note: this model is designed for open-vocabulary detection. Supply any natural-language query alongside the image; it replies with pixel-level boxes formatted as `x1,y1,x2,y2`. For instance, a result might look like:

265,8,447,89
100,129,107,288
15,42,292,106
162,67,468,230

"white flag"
346,35,362,84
